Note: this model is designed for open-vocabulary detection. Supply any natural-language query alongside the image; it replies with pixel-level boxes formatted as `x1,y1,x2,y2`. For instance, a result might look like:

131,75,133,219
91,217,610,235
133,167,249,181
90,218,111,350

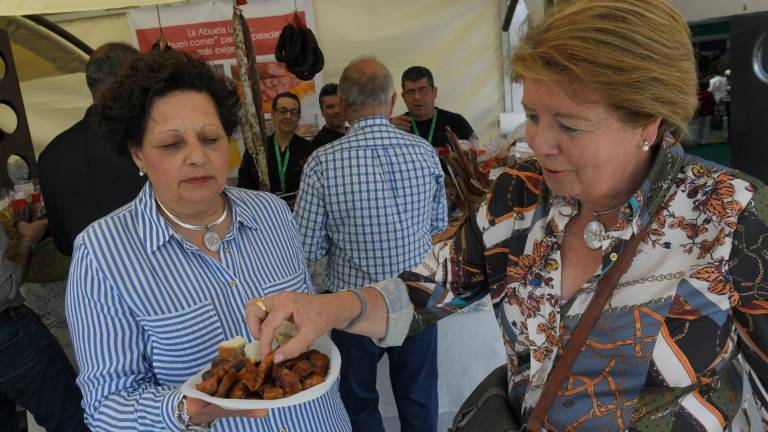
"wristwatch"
174,396,215,432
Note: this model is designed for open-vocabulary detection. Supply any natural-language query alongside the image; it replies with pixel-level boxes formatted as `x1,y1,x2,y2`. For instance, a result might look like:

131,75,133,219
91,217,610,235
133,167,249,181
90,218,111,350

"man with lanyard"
294,57,447,432
238,92,316,198
390,66,476,156
311,83,347,147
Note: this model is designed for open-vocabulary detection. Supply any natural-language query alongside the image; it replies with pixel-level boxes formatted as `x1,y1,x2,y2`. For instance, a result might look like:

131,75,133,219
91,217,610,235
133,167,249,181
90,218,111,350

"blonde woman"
249,0,768,430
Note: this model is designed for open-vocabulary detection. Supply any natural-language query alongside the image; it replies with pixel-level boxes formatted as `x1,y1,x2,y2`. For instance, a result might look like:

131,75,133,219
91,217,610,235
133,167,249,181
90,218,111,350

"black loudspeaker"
730,11,768,183
0,28,38,188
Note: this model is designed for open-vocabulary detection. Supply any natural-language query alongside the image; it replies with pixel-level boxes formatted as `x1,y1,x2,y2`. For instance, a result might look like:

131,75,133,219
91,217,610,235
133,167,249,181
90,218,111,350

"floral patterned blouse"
374,138,768,431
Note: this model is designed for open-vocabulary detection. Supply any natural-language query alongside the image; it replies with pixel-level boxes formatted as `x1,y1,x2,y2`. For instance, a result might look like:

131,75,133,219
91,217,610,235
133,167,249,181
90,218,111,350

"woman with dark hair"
65,48,350,432
238,92,316,196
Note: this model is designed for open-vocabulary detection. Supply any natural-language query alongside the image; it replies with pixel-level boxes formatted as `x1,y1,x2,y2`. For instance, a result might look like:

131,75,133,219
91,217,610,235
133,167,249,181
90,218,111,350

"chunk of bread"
244,341,261,363
218,336,246,360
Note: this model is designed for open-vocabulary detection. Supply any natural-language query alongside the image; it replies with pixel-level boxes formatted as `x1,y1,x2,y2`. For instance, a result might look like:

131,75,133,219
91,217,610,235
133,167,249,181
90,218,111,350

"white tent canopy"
0,0,182,16
7,0,768,156
10,0,506,157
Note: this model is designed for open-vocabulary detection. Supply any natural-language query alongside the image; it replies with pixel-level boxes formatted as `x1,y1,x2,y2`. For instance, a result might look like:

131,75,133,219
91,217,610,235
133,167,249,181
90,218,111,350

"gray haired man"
294,57,447,432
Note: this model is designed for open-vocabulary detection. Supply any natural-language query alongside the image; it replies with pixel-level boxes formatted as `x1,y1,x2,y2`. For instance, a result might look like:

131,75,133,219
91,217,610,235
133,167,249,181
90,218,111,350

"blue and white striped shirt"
65,183,350,432
294,115,447,292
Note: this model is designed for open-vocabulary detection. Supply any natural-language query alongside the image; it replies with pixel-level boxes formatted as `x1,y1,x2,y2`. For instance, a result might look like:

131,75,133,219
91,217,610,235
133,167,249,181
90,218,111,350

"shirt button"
609,252,618,261
229,279,237,287
223,247,231,253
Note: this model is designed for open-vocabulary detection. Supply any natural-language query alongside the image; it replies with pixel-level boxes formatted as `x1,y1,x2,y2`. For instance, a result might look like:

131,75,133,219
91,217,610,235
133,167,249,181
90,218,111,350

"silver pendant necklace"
580,201,625,250
156,197,229,252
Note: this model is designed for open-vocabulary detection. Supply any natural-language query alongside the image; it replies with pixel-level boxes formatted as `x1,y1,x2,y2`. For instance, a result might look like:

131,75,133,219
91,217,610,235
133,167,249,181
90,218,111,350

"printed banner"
128,0,323,173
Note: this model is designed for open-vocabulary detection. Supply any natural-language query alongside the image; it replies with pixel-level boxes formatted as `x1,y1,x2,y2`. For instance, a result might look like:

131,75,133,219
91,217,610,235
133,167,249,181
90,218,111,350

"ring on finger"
253,297,267,312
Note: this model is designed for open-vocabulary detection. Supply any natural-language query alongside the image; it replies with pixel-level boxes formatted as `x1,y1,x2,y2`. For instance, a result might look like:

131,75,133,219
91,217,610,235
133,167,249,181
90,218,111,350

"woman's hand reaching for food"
246,292,345,364
245,288,388,364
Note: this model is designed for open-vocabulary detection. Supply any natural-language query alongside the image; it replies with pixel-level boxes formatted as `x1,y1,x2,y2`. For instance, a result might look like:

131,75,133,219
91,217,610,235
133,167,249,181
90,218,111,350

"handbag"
451,229,647,432
449,364,521,432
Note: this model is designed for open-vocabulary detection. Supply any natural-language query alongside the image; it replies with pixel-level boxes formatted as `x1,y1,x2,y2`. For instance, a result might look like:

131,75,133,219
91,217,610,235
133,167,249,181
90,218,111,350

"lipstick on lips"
185,176,212,185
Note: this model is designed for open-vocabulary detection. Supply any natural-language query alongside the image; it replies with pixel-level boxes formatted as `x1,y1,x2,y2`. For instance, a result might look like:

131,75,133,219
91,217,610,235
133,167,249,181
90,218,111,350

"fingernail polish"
275,353,284,363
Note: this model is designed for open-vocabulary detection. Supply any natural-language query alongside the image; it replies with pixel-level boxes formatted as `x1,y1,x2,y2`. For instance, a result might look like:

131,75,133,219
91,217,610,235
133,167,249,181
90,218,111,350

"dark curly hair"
97,48,241,158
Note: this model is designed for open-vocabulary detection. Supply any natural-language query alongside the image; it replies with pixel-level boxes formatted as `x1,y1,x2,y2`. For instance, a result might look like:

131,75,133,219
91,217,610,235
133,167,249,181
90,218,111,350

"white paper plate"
180,334,340,410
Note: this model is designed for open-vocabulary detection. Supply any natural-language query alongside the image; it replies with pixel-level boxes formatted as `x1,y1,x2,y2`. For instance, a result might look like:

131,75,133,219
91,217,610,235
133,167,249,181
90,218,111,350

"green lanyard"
273,135,290,193
410,111,438,145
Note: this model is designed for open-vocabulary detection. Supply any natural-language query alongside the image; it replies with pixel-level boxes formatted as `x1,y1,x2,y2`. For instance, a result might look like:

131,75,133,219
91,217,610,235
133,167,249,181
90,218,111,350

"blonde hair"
511,0,697,142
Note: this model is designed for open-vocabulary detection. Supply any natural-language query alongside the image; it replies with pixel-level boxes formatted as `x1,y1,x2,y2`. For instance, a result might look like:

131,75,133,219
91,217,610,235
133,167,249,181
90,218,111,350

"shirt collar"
226,187,261,231
134,183,260,254
347,115,393,133
134,182,175,254
631,134,684,231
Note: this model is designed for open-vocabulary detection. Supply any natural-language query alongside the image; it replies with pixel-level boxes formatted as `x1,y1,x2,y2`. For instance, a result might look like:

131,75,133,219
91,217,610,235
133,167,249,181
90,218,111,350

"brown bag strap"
526,228,648,431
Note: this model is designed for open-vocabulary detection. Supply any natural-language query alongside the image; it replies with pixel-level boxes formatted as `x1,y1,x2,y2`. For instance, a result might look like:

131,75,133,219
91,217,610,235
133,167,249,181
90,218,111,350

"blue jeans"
0,305,88,432
331,325,438,432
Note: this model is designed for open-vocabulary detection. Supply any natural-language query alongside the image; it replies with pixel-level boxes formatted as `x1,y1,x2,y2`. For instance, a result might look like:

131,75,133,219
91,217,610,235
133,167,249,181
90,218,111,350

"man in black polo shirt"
311,83,347,147
391,66,475,155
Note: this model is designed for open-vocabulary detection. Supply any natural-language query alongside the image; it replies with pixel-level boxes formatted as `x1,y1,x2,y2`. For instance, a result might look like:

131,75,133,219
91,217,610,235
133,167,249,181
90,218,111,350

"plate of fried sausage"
180,334,340,409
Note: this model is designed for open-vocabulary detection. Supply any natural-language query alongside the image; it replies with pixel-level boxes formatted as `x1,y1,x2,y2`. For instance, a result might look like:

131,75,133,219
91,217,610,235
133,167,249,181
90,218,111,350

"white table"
375,307,507,430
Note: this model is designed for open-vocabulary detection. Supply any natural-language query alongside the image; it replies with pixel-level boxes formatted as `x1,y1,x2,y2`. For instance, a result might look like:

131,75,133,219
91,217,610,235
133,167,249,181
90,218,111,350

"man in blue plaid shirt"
294,57,447,432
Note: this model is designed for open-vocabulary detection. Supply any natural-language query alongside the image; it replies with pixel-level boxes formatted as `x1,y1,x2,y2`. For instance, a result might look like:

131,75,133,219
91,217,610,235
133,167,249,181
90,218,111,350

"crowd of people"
2,0,766,431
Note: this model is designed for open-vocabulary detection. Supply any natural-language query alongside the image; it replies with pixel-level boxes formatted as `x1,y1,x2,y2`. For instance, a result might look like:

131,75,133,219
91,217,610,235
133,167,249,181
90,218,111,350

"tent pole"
22,15,93,55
